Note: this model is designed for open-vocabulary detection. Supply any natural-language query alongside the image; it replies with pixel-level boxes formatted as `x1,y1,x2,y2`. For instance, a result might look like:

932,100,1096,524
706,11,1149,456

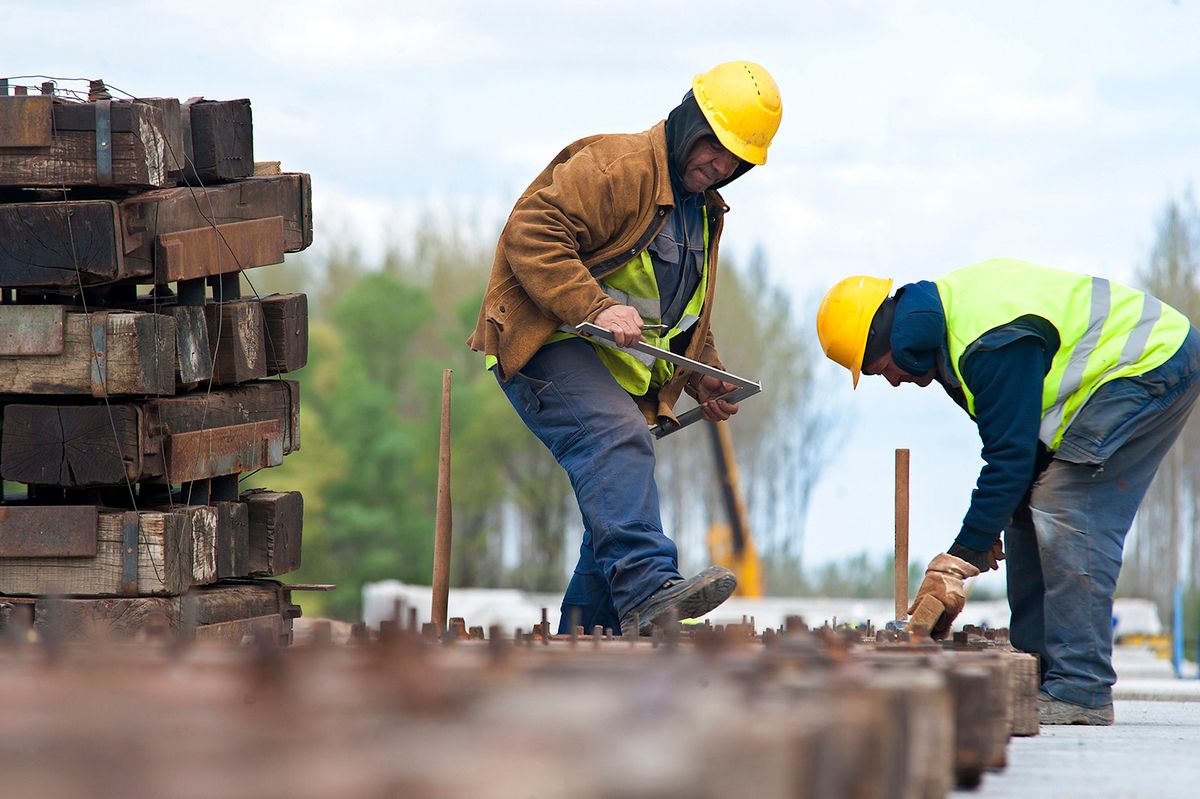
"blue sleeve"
954,337,1045,550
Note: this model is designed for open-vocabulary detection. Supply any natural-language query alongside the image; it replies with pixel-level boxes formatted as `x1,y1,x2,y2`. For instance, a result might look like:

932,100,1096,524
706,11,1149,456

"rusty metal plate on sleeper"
164,420,283,483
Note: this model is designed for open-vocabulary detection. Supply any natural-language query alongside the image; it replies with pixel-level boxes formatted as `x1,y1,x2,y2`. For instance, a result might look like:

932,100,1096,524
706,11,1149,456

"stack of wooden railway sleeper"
0,77,312,642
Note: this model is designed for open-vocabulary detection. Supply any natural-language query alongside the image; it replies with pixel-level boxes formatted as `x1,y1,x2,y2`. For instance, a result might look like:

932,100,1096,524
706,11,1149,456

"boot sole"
631,568,737,635
1037,694,1114,725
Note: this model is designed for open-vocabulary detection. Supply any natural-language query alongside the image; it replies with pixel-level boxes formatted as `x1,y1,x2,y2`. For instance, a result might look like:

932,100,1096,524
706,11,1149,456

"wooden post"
431,368,453,634
895,448,910,620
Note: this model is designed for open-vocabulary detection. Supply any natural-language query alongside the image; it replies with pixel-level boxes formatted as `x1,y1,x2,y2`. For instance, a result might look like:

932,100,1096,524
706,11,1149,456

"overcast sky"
5,1,1199,583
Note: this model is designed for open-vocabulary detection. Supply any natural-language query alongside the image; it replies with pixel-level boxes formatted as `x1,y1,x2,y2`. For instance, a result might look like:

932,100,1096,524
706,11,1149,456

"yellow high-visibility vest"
936,258,1190,449
546,214,710,396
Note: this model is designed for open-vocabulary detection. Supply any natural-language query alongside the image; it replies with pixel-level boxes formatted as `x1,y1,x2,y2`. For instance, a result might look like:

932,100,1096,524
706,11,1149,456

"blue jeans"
496,338,682,633
1006,327,1200,707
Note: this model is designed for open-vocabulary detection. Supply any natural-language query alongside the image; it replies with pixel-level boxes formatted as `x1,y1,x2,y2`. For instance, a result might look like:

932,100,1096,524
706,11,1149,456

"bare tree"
1123,193,1200,614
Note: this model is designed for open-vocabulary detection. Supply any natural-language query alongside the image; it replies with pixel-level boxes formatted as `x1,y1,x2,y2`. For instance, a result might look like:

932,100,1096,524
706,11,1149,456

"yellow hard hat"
816,276,894,388
692,61,782,165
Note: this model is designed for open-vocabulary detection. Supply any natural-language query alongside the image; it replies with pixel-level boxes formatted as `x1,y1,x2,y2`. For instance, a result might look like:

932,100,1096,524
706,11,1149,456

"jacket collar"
649,121,676,209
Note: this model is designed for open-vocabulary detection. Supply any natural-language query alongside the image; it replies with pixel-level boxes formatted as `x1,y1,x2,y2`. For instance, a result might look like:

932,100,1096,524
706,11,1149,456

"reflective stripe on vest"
935,258,1190,450
551,212,710,396
599,285,661,321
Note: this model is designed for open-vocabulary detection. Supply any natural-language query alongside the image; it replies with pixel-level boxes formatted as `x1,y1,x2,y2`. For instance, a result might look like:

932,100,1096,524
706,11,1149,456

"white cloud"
909,70,1095,135
257,10,496,70
3,0,1199,569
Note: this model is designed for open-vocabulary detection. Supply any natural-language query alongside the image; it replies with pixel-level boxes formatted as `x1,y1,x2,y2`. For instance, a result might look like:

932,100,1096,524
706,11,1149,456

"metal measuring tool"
574,322,762,439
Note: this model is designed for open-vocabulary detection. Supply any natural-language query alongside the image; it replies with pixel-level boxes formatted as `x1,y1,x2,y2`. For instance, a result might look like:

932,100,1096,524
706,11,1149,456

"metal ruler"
574,322,762,439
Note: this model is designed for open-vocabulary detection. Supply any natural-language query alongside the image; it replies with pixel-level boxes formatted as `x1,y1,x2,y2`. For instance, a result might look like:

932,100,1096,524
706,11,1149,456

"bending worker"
468,62,782,637
817,258,1200,725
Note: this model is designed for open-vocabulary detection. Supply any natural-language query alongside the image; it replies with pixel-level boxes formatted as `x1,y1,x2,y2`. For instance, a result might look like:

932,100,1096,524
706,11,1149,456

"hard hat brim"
707,123,768,165
816,276,893,390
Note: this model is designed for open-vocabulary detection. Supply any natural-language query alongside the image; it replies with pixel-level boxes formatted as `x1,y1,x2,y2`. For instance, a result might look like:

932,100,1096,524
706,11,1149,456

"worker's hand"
907,552,980,640
947,540,1000,572
594,304,646,348
698,376,740,422
987,538,1005,571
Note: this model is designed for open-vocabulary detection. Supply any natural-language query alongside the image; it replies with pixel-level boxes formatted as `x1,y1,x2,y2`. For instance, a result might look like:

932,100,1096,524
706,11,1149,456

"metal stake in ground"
431,368,453,635
895,448,909,622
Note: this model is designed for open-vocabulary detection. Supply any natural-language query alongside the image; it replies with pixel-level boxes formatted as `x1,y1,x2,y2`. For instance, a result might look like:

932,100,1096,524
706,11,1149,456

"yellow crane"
706,420,763,597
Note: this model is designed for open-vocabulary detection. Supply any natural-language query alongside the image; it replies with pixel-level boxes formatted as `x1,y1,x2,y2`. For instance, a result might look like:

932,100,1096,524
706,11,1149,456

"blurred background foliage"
252,192,1199,631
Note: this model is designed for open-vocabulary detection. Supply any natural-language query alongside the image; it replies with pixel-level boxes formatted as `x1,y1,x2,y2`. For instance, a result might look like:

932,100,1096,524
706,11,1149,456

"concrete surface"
958,646,1200,798
955,701,1200,799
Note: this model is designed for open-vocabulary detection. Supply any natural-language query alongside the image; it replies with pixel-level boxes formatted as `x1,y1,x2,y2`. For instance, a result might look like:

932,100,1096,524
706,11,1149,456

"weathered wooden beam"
0,309,175,396
0,98,171,189
178,293,306,383
0,381,299,487
151,379,300,453
0,508,203,596
0,200,127,287
181,98,253,184
156,216,285,282
1,404,141,486
0,306,64,354
170,305,212,384
179,505,217,586
139,97,186,176
261,293,308,374
29,581,295,638
195,613,287,644
166,420,282,485
213,501,250,580
0,505,99,557
127,174,313,266
0,95,52,147
36,596,176,637
244,489,302,576
205,299,266,384
0,174,310,288
189,581,291,624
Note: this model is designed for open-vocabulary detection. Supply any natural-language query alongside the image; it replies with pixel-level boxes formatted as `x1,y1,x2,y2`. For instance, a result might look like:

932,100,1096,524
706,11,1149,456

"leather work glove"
988,538,1005,571
907,553,981,639
948,540,1003,572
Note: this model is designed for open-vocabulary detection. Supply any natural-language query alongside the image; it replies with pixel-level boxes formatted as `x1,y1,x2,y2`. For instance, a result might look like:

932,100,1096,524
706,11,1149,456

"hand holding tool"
574,322,761,438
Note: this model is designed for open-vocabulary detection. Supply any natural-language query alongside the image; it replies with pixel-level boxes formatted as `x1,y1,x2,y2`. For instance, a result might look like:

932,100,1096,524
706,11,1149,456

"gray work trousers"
1006,326,1200,708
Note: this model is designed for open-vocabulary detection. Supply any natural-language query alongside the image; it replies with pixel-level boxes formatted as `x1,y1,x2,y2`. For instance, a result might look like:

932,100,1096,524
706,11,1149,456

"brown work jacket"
467,121,729,427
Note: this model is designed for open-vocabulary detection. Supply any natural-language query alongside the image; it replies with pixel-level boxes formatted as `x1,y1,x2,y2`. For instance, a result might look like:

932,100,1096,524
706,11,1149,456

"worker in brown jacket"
469,62,782,636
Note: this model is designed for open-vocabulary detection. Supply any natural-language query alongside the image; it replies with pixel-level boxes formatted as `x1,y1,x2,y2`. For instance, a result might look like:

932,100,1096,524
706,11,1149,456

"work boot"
1037,691,1114,725
619,566,737,637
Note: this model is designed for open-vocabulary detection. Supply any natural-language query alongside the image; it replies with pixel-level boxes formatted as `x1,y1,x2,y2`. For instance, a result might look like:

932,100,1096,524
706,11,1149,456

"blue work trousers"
496,338,682,634
1006,327,1200,707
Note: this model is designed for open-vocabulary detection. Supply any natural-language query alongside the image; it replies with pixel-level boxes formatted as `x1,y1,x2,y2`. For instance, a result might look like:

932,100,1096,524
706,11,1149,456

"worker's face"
681,136,741,193
862,352,936,388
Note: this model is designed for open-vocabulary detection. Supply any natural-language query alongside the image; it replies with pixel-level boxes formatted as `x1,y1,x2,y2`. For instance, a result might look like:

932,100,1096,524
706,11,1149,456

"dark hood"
665,90,754,193
890,281,947,376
